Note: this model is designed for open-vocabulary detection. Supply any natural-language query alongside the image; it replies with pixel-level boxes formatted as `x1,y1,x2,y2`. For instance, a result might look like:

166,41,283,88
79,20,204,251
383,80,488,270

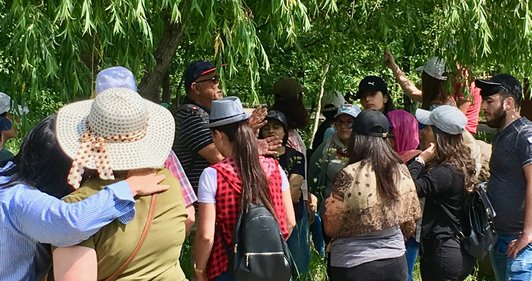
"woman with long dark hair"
409,105,477,280
194,97,296,281
0,114,166,280
324,109,421,281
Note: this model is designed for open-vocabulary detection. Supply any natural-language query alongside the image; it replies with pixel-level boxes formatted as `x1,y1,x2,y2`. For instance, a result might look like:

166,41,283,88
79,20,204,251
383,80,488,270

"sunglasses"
335,120,354,128
195,75,220,84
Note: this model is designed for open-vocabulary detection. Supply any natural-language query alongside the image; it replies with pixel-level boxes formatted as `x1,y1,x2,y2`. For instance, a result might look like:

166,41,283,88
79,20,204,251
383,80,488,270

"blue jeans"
405,237,419,281
310,213,325,257
287,211,311,276
490,234,532,281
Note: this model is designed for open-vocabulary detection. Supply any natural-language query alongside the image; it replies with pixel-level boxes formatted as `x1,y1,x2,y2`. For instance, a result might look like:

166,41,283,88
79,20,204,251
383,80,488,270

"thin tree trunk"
161,69,171,104
309,63,330,146
138,22,183,102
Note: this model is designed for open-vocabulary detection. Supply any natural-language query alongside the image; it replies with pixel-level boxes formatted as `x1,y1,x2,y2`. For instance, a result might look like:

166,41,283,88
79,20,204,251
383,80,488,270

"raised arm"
384,49,423,102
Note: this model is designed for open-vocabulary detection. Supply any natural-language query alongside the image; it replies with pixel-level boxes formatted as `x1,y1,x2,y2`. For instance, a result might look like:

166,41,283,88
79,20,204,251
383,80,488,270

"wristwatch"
414,156,425,166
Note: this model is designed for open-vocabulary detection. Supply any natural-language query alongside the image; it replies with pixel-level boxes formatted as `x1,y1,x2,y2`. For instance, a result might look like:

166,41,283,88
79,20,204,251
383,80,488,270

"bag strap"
104,194,158,281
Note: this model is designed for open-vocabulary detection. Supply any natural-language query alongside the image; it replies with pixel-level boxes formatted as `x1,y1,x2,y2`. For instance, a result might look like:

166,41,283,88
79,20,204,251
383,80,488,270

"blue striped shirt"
0,180,135,280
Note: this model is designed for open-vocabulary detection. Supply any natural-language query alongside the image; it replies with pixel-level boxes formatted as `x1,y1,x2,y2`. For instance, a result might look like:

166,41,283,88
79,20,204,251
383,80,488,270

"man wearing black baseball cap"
173,60,225,191
475,74,532,280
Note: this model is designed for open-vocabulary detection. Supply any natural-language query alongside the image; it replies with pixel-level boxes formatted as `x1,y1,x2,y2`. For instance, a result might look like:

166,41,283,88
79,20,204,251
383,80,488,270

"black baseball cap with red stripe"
184,60,217,90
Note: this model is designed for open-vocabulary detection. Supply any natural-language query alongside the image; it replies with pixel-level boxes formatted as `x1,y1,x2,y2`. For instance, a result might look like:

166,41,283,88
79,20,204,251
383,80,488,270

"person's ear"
190,83,200,95
503,96,514,111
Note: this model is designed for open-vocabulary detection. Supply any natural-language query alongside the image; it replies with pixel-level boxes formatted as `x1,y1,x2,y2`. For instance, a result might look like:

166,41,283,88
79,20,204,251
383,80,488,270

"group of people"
0,50,530,281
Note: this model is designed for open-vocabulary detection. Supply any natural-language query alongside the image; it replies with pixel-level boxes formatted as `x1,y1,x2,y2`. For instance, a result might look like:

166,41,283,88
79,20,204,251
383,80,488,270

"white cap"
321,92,346,111
0,92,11,115
416,105,467,135
95,66,137,94
334,104,362,119
416,57,448,81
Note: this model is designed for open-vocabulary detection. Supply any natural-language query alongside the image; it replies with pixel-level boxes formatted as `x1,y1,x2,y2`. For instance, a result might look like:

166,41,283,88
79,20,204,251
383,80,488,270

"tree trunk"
161,69,171,104
309,63,330,146
138,22,183,102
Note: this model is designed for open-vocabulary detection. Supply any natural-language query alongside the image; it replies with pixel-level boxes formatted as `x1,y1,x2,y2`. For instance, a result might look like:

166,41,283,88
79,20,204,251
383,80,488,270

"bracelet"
414,156,425,166
193,264,204,274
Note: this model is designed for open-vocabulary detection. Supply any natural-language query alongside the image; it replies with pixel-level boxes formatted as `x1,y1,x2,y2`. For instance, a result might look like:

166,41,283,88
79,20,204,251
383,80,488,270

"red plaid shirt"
207,157,288,280
164,151,197,206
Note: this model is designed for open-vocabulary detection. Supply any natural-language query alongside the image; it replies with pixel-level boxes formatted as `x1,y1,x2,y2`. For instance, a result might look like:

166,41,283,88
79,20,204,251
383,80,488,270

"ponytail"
212,121,276,215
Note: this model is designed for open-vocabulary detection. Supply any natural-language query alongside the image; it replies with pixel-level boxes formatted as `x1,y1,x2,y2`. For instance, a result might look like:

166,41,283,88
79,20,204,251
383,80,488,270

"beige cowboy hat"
56,88,175,183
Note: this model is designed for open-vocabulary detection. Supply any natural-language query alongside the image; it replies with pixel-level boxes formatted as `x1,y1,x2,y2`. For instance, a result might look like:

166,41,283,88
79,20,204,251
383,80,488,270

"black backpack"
439,182,497,259
221,203,292,281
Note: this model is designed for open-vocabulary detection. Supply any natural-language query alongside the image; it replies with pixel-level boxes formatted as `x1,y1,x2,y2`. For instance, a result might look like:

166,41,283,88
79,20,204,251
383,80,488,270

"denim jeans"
490,234,532,281
287,208,311,277
405,237,419,281
310,213,326,257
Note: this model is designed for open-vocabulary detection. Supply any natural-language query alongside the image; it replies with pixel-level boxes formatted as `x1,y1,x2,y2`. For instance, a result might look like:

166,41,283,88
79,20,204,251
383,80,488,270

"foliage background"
1,1,526,279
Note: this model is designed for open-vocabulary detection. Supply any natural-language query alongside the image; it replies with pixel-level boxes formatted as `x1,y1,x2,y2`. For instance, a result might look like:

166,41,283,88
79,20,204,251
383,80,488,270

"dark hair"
382,90,395,114
421,72,449,110
271,95,309,129
482,85,522,107
1,115,73,198
429,126,477,192
211,121,276,215
347,134,402,200
322,110,336,120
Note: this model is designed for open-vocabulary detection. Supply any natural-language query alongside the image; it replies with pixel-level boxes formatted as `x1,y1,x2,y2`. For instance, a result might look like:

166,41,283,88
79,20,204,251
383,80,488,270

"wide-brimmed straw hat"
56,88,175,188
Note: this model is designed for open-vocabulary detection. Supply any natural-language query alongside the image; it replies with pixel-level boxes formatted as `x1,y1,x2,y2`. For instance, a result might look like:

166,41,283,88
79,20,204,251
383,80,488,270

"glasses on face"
195,75,220,84
335,120,354,128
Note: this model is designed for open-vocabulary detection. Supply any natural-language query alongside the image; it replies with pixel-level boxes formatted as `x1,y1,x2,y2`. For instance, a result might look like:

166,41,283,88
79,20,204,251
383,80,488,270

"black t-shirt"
278,147,306,220
172,98,212,191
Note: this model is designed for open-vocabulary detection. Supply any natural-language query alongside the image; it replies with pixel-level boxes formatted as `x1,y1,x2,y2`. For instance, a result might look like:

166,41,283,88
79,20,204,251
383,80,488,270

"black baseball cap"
265,109,288,128
184,60,216,90
352,109,390,138
475,74,522,102
355,76,388,99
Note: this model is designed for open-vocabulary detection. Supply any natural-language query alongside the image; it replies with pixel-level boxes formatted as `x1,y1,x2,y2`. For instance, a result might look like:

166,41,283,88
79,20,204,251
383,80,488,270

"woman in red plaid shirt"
193,97,296,281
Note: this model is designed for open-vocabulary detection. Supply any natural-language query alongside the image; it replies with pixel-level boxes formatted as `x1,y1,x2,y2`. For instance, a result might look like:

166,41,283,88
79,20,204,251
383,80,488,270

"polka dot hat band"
67,124,148,189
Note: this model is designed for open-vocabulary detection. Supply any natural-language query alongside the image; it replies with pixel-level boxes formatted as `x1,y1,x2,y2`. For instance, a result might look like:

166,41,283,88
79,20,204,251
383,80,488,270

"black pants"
329,255,408,281
420,238,476,281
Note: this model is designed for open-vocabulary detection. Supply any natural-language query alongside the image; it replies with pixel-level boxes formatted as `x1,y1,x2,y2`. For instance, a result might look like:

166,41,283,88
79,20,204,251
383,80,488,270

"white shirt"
197,164,289,204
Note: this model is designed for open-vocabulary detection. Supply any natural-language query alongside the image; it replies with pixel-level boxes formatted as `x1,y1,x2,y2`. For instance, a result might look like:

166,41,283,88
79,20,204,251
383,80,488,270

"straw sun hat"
56,88,175,188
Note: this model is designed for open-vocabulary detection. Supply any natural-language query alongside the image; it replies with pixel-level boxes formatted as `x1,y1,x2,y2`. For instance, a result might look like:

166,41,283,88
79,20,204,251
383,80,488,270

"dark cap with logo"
184,60,216,90
352,109,390,138
355,76,388,99
475,74,522,102
265,109,288,128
